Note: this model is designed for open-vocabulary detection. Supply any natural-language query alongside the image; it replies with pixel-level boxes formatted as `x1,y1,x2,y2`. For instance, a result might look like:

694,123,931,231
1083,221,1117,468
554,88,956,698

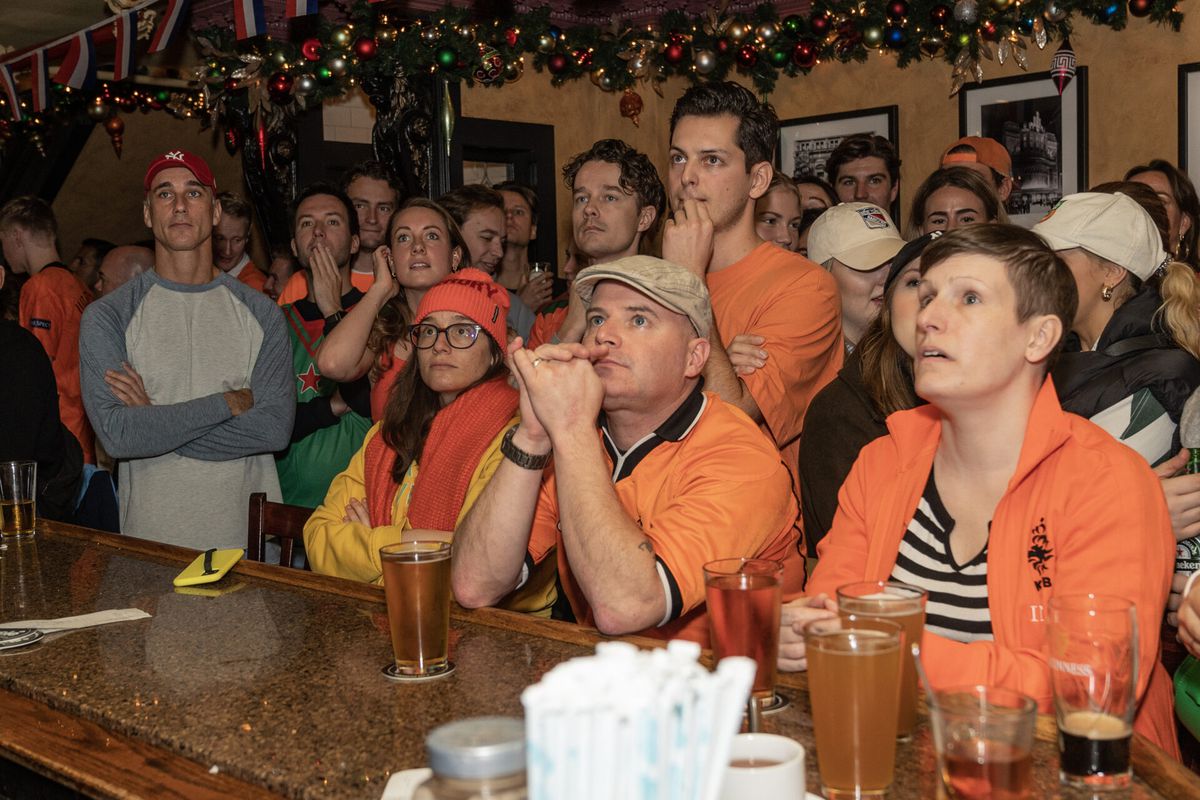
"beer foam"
1060,711,1131,740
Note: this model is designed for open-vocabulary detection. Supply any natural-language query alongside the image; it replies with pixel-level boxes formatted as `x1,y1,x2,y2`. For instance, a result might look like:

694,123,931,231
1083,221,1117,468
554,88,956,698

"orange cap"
941,136,1012,178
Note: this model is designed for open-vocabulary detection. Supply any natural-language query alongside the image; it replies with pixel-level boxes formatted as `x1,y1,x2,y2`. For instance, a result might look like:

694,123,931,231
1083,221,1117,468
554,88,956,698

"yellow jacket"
304,418,556,616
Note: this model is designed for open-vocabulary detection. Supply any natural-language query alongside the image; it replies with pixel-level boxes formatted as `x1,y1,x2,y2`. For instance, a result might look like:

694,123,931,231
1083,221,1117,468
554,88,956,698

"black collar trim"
600,381,706,483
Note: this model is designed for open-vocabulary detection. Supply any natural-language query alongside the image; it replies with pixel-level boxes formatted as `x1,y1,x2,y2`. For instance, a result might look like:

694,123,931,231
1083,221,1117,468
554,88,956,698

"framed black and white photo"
959,68,1087,228
778,106,899,185
1179,62,1200,185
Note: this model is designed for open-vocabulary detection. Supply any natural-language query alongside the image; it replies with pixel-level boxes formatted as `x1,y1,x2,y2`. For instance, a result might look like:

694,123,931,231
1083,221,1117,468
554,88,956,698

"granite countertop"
0,525,1185,799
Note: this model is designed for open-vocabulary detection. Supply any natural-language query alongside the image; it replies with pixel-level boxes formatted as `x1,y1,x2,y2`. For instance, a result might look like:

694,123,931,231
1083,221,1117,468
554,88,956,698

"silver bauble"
694,49,717,74
953,0,980,24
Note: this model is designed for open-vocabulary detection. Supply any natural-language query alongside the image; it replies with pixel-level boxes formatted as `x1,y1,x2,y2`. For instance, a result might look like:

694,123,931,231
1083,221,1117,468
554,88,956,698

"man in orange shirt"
212,192,268,292
0,196,95,463
663,82,843,561
452,256,799,644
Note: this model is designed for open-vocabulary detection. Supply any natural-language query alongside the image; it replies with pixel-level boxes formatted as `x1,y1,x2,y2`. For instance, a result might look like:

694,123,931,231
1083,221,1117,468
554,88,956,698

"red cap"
143,150,217,193
415,268,511,351
941,136,1012,178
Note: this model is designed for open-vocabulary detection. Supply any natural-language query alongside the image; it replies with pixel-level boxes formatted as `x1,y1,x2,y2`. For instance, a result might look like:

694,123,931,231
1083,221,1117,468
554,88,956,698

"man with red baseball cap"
941,136,1014,203
79,149,294,548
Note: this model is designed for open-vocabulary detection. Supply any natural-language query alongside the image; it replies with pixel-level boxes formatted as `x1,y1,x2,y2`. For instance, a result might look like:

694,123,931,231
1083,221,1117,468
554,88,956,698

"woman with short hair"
904,167,1008,239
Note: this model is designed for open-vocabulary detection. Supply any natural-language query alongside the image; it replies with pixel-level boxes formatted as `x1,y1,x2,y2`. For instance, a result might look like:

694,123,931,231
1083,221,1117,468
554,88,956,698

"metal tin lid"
426,716,525,780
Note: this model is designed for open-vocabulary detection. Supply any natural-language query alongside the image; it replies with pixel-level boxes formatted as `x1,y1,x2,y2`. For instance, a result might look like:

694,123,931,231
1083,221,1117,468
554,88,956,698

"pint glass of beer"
1048,594,1137,790
704,558,783,708
805,617,903,799
930,685,1037,800
837,580,927,739
0,461,37,540
380,541,453,679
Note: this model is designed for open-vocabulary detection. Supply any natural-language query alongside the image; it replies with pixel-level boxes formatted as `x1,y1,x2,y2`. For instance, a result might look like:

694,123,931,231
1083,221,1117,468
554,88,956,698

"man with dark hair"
213,192,268,291
69,238,116,292
0,195,95,465
825,133,902,212
263,243,298,302
495,181,552,311
440,184,536,339
342,160,400,294
941,136,1014,203
79,150,293,547
665,81,843,566
276,181,372,508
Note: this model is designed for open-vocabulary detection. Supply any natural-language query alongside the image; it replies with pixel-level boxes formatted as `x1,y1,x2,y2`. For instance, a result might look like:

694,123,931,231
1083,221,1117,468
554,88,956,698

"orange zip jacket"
809,378,1179,757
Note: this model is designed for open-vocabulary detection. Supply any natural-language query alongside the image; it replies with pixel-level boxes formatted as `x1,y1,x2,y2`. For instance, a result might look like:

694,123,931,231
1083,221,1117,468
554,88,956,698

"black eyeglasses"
409,322,483,350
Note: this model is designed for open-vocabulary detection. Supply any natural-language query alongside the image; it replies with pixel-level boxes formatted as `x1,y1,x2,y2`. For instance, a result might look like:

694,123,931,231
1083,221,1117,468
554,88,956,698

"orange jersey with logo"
808,379,1178,756
528,390,801,646
19,265,94,463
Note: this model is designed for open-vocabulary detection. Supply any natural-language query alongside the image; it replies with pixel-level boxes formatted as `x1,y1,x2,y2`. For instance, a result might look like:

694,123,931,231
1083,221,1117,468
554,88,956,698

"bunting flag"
234,0,267,40
112,9,138,81
30,49,50,112
149,0,189,53
52,30,96,89
0,62,21,121
286,0,319,18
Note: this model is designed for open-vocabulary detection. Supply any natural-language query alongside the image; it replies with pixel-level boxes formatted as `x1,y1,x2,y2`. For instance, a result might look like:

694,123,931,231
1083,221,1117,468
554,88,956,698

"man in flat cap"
452,255,800,644
79,150,293,548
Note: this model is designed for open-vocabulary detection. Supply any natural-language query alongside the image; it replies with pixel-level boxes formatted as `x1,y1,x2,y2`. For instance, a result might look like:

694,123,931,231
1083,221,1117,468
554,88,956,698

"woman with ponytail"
304,268,556,615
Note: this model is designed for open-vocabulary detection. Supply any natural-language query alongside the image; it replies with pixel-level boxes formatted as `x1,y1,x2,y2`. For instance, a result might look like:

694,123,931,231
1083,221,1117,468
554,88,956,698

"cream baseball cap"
1032,192,1169,281
807,202,905,271
574,255,712,338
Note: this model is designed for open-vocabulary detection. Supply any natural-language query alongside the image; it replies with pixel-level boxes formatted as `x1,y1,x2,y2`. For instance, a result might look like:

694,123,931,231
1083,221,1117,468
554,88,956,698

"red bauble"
930,4,952,24
546,53,569,75
810,13,832,36
714,37,732,55
353,36,378,60
619,89,643,126
792,40,818,68
980,20,1000,40
224,77,240,91
301,38,322,62
887,0,909,18
505,28,519,47
1128,0,1153,15
736,44,758,68
664,43,686,64
268,72,293,99
104,115,125,158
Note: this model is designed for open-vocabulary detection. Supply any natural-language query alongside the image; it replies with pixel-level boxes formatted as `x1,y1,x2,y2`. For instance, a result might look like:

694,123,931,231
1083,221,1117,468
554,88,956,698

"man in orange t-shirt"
0,196,95,464
213,193,268,292
663,82,843,561
452,256,799,645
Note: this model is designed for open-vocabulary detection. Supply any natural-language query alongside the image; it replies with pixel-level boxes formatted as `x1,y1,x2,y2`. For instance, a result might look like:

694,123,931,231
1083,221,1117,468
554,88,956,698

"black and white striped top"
889,471,994,643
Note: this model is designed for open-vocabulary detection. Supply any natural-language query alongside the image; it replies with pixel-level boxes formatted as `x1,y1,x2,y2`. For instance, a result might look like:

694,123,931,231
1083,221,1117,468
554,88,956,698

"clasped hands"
505,336,607,451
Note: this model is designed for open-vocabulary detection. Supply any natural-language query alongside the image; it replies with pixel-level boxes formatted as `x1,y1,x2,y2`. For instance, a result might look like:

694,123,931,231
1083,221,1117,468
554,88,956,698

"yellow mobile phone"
173,548,243,587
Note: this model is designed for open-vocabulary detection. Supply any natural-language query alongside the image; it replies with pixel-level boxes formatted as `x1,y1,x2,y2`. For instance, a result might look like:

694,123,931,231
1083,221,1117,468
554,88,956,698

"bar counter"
1,521,1198,799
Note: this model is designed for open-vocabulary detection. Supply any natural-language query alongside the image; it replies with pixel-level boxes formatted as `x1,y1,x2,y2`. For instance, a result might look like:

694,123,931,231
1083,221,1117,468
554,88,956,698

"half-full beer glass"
380,541,453,680
1048,594,1137,790
0,461,36,540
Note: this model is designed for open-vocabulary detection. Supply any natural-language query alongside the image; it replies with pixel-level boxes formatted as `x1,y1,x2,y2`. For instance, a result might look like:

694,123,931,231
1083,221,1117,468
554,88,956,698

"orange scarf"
363,376,518,530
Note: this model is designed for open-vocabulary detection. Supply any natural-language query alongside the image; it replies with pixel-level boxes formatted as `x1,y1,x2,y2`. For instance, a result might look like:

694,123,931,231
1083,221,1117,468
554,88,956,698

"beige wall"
52,111,257,266
461,18,1200,240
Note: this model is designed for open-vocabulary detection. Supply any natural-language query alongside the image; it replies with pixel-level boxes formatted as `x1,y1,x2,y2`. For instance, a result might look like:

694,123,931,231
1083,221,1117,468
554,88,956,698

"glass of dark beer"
704,558,783,708
1048,594,1137,790
379,541,454,680
930,685,1037,800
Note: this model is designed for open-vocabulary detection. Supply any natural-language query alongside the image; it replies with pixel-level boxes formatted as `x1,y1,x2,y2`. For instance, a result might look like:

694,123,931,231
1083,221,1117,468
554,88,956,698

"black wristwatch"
323,310,346,334
501,426,551,470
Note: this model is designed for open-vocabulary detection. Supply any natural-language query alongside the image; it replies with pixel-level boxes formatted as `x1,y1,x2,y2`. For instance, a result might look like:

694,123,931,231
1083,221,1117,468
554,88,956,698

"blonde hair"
1155,261,1200,360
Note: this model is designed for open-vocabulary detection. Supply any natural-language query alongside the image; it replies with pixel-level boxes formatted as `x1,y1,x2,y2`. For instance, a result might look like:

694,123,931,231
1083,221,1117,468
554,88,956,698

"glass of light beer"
704,558,783,708
805,616,904,799
380,541,454,680
838,580,928,739
1048,594,1137,790
930,685,1037,800
0,461,37,540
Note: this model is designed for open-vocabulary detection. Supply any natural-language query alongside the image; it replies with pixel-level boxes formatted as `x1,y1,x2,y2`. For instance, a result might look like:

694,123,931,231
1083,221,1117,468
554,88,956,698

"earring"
1178,232,1189,261
1101,284,1113,302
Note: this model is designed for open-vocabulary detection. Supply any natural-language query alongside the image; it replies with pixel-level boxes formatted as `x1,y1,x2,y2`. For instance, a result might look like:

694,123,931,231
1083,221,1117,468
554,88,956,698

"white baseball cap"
1032,192,1170,281
806,202,905,271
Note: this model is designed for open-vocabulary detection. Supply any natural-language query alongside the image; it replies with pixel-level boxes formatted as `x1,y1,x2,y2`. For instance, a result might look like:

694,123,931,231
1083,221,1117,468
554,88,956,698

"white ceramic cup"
719,733,806,799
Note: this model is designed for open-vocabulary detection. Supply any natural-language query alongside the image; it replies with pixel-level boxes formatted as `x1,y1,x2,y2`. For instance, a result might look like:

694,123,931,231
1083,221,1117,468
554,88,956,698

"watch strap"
501,426,551,470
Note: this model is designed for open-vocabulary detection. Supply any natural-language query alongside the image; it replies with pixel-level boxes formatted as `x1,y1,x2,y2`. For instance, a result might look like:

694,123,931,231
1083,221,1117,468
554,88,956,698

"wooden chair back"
246,492,314,569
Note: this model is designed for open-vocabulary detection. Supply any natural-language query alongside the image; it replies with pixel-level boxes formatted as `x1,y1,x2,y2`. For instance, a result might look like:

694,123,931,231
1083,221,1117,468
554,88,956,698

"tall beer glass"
704,558,783,708
838,580,927,739
1048,594,1137,790
806,617,903,798
380,541,453,680
0,461,36,540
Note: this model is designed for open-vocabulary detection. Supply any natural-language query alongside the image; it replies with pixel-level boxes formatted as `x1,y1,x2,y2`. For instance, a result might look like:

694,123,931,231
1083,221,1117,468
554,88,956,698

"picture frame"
778,105,900,186
1179,62,1200,185
959,68,1088,228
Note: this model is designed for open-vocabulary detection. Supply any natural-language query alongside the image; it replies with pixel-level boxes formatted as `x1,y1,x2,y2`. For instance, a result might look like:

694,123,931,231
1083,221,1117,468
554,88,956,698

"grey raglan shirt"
80,270,295,549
